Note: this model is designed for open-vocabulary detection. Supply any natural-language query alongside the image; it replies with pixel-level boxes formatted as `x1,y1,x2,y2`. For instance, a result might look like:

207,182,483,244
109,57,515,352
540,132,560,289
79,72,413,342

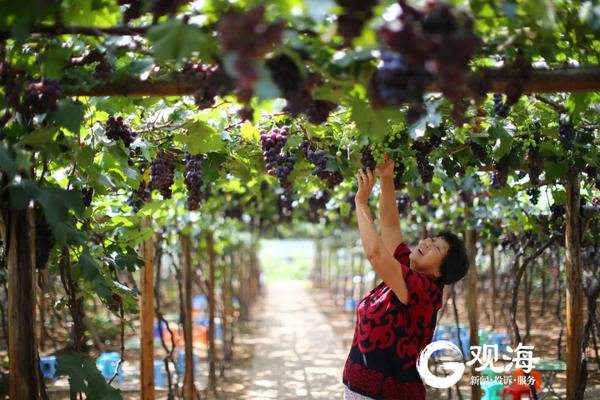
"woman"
342,157,470,399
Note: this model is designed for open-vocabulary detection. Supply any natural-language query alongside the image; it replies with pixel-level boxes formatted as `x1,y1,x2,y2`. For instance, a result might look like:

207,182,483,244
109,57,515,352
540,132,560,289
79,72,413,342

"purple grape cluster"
469,141,487,162
490,162,508,189
394,160,406,189
526,147,543,185
411,140,434,183
266,54,338,125
360,147,376,171
106,116,137,147
218,5,285,103
526,187,540,205
184,152,204,211
492,93,510,118
375,1,480,122
150,150,175,199
335,0,380,42
559,120,575,150
128,181,151,212
182,63,234,109
299,140,344,188
396,193,411,216
460,190,473,206
81,187,94,208
307,190,331,223
24,78,63,117
416,191,430,206
261,126,291,177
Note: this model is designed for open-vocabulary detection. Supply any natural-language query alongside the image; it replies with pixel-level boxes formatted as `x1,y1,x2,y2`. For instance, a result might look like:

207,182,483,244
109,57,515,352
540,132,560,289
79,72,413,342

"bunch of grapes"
299,140,344,188
411,140,434,183
23,78,64,117
335,0,380,42
396,193,410,215
261,126,290,176
460,190,473,206
106,116,136,147
526,147,543,185
394,161,406,189
361,147,377,171
369,50,432,112
559,120,575,150
375,1,480,122
218,5,285,102
469,141,487,162
184,152,204,211
266,54,338,125
492,93,510,118
150,150,176,199
224,204,244,221
81,187,94,208
128,181,151,212
307,190,331,223
490,162,508,189
527,187,540,204
182,63,234,109
416,191,430,206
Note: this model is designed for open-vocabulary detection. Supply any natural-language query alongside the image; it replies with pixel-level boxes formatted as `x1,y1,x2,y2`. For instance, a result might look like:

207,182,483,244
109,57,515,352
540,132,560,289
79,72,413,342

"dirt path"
242,280,346,400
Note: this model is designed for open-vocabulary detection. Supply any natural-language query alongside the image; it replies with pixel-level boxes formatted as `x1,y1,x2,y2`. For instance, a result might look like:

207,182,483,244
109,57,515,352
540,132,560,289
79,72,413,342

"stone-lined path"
243,280,347,399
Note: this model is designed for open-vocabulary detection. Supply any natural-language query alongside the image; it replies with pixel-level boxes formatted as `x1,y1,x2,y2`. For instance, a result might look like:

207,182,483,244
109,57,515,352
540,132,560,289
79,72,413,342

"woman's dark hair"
435,230,469,285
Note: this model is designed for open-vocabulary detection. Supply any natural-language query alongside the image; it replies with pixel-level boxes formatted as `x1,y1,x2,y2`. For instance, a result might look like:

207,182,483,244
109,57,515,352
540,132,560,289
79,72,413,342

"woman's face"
409,236,449,278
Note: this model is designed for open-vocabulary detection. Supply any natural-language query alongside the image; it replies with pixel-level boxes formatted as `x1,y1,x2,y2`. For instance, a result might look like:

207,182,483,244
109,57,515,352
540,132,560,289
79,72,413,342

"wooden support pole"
8,206,44,399
565,170,584,399
60,67,600,97
464,206,481,400
489,242,497,329
181,233,195,399
207,230,217,394
140,216,155,400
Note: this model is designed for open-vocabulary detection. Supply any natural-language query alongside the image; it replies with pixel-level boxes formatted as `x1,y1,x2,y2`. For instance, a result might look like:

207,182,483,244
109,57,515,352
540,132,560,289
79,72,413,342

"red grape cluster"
23,78,64,117
266,54,338,124
218,5,286,103
335,0,379,43
127,181,151,212
375,1,480,122
150,150,176,199
182,63,234,109
393,160,406,189
106,116,137,147
416,191,430,206
300,140,344,188
261,126,291,177
184,152,204,211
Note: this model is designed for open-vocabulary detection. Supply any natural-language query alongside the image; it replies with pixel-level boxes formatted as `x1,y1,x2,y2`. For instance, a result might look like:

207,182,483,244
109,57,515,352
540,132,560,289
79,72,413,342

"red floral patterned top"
342,241,444,399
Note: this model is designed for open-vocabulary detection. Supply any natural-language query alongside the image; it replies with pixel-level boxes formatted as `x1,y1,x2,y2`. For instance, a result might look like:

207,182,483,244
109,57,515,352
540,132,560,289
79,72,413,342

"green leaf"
176,120,223,153
8,179,41,209
545,161,569,181
489,124,512,161
49,100,85,134
0,143,18,177
41,46,71,79
240,121,259,143
349,97,387,141
20,125,59,146
79,247,100,281
57,352,122,399
147,19,215,62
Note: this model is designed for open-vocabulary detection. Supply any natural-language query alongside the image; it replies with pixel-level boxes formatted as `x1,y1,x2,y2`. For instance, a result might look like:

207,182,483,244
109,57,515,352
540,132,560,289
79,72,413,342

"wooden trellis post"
207,230,217,393
464,205,481,400
564,170,583,399
140,216,155,400
181,232,196,399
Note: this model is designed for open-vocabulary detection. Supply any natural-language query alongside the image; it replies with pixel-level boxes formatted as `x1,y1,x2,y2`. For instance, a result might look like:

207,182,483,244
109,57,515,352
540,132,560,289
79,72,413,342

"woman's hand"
355,168,376,205
376,154,394,178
